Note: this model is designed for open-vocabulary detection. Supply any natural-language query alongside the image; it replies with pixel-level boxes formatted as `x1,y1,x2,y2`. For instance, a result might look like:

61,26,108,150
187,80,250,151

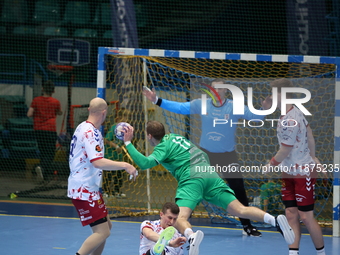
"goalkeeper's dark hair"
42,80,55,95
270,78,294,98
162,202,179,215
146,121,165,141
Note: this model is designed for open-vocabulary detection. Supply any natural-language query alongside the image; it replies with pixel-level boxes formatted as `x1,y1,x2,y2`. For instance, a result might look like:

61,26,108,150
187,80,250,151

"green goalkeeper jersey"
126,133,219,182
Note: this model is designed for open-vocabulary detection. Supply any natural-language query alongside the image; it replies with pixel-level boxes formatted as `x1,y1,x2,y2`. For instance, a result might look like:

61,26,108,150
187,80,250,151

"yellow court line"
0,214,333,238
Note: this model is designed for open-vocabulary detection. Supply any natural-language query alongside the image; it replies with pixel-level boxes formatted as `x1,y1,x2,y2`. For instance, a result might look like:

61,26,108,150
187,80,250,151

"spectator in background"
27,80,62,181
103,108,130,197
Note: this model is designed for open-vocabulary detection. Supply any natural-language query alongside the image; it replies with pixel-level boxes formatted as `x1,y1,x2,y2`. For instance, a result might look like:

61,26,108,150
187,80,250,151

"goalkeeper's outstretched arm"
143,87,191,114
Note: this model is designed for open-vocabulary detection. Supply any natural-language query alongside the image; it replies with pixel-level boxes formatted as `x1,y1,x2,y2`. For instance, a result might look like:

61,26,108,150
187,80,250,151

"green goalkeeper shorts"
175,177,236,210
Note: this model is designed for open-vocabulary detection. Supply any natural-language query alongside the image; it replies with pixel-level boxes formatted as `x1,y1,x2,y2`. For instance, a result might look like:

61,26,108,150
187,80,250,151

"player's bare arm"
92,158,138,180
142,86,157,103
168,236,186,248
142,227,161,242
143,228,186,248
272,144,293,163
27,107,34,117
263,145,293,174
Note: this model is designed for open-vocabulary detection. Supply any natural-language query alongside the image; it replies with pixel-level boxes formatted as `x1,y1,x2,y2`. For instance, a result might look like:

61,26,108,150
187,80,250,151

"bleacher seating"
7,118,39,159
1,0,28,23
74,28,98,38
62,1,91,25
13,26,37,35
103,30,112,39
0,96,38,159
33,0,61,23
98,3,112,25
0,0,125,39
43,26,68,36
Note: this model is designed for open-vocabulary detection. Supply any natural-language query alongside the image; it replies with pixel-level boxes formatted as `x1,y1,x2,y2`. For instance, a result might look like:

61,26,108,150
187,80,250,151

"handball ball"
115,122,131,141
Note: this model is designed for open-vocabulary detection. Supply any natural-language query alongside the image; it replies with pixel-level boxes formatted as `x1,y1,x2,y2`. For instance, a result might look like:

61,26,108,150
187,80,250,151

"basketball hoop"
47,64,74,76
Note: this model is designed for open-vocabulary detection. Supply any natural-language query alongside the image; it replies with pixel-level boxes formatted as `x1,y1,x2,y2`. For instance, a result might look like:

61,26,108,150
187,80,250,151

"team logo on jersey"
84,130,93,139
295,193,306,202
206,131,225,141
224,114,229,120
95,145,102,152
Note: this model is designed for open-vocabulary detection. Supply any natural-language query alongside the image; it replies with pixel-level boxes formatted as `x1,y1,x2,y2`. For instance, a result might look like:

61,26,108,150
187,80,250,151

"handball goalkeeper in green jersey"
123,121,294,255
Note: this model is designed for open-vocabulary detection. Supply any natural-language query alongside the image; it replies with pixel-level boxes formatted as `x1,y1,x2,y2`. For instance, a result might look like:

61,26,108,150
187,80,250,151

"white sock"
184,228,194,239
289,250,299,255
316,247,326,255
263,213,276,226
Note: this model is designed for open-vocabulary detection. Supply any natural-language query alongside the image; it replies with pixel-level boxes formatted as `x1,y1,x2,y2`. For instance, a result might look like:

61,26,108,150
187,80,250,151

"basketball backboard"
47,38,90,66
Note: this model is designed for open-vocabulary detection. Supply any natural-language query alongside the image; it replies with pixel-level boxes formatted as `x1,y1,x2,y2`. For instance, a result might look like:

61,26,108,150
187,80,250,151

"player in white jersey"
277,106,315,176
68,97,137,255
265,79,326,255
140,202,186,255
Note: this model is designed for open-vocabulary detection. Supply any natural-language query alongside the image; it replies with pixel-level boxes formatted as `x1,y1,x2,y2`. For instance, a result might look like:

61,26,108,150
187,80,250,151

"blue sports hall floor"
0,200,339,255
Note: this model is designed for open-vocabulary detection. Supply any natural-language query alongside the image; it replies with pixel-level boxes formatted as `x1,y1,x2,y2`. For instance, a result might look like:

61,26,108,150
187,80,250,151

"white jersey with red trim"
140,220,184,255
277,106,314,176
67,121,104,201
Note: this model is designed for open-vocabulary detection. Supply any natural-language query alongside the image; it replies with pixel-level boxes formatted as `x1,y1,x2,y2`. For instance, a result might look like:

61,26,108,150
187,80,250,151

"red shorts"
72,195,108,226
281,172,316,207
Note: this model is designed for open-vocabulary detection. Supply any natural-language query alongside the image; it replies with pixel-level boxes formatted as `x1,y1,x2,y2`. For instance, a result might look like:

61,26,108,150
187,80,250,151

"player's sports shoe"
187,230,204,255
276,215,295,245
152,226,176,255
115,193,126,198
242,225,262,237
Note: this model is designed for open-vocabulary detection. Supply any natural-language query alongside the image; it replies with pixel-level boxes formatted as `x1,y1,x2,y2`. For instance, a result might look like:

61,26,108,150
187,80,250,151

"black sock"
316,246,324,251
76,253,81,255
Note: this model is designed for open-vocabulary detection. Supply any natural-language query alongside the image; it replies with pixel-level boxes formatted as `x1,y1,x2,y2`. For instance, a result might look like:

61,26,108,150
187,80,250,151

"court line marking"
0,214,333,237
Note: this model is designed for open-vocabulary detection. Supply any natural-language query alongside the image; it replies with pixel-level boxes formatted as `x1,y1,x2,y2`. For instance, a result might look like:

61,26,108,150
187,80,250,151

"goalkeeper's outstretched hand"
142,86,157,104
